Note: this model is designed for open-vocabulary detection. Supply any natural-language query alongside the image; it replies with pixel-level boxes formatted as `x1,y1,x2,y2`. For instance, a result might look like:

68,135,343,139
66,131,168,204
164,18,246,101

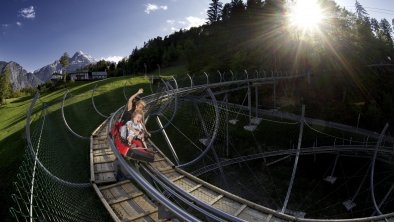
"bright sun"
288,0,325,31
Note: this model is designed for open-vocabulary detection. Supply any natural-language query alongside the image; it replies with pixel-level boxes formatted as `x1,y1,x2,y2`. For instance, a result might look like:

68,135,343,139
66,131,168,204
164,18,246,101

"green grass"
0,63,188,221
0,76,148,221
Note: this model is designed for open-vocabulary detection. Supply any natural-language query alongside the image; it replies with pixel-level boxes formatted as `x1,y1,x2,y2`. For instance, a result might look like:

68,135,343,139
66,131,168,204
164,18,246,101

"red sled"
112,121,155,163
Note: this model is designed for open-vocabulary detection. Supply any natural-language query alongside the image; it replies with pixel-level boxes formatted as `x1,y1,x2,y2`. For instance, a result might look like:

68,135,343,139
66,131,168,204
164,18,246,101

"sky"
0,0,393,72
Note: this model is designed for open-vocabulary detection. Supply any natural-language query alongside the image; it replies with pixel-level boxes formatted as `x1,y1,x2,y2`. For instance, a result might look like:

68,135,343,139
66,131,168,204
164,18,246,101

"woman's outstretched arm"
127,88,143,111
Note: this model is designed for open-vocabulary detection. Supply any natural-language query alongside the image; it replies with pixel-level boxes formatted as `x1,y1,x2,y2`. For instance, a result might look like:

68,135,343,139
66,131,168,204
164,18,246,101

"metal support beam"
372,183,394,216
370,123,389,215
204,72,209,85
157,64,161,76
343,163,372,211
281,105,305,214
248,84,252,124
273,76,277,109
217,70,222,82
229,70,234,81
255,86,259,118
156,116,180,165
186,73,193,88
324,154,339,184
225,93,229,157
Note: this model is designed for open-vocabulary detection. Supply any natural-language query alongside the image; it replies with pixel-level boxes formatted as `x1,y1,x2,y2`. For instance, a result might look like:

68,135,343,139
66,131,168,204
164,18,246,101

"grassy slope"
0,65,187,222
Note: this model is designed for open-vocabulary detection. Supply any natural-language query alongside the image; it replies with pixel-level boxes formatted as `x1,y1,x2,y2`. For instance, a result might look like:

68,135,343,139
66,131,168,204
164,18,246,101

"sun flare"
288,0,325,31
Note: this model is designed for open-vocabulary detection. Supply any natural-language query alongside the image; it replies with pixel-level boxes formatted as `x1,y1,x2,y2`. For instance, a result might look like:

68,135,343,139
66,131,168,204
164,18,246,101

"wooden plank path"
90,121,167,222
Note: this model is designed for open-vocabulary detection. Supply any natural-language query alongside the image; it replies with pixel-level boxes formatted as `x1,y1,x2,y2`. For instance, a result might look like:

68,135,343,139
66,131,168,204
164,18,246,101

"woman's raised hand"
137,88,144,94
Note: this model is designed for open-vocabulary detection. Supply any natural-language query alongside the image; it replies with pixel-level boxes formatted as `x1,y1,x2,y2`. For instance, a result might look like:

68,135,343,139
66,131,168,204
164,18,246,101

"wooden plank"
153,158,165,162
234,204,247,217
125,209,158,221
264,214,272,222
93,149,113,155
92,184,121,222
209,194,223,205
93,143,109,150
187,184,202,193
99,180,131,191
108,192,144,205
94,152,114,157
170,175,184,182
212,197,241,215
95,162,115,173
94,155,116,164
134,196,157,212
157,166,173,172
95,169,116,174
116,201,139,219
95,172,116,184
238,207,268,222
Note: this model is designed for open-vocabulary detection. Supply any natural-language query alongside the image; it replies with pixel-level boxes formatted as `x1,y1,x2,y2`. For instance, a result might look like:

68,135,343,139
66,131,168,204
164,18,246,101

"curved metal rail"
91,84,109,118
61,90,90,140
177,88,220,168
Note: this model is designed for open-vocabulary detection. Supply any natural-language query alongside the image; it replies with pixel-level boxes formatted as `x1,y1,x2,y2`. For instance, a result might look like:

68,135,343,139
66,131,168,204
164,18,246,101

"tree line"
106,0,393,76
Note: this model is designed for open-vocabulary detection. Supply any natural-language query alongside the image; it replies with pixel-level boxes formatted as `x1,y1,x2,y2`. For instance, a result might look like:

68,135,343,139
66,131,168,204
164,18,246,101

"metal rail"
177,88,220,168
91,84,109,118
61,90,90,140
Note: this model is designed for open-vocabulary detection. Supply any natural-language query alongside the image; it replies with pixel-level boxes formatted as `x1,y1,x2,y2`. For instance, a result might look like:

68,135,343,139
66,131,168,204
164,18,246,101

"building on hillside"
51,73,64,80
67,71,108,81
91,71,108,80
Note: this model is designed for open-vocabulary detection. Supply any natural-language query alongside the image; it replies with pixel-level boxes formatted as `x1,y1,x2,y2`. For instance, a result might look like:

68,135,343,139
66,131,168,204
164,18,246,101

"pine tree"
370,18,380,34
207,0,223,24
0,67,12,104
379,19,393,48
60,52,69,82
230,0,245,18
355,0,368,19
221,3,232,21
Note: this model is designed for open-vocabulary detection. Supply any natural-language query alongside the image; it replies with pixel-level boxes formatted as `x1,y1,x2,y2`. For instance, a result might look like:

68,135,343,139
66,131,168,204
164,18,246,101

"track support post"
281,105,305,214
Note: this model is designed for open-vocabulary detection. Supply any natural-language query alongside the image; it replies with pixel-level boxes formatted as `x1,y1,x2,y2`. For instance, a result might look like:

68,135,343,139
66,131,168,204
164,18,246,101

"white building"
68,71,107,81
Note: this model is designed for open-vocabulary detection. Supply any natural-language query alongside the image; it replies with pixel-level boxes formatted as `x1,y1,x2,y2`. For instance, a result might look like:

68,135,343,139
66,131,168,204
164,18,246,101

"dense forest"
105,0,394,75
97,0,394,131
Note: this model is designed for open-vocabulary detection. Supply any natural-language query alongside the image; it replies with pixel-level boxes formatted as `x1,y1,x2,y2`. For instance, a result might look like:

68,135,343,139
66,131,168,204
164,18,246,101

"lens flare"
288,0,325,31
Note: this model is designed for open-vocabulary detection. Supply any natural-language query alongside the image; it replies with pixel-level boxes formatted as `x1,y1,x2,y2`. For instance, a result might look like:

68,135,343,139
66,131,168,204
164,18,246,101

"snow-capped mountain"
0,61,43,91
34,51,96,82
